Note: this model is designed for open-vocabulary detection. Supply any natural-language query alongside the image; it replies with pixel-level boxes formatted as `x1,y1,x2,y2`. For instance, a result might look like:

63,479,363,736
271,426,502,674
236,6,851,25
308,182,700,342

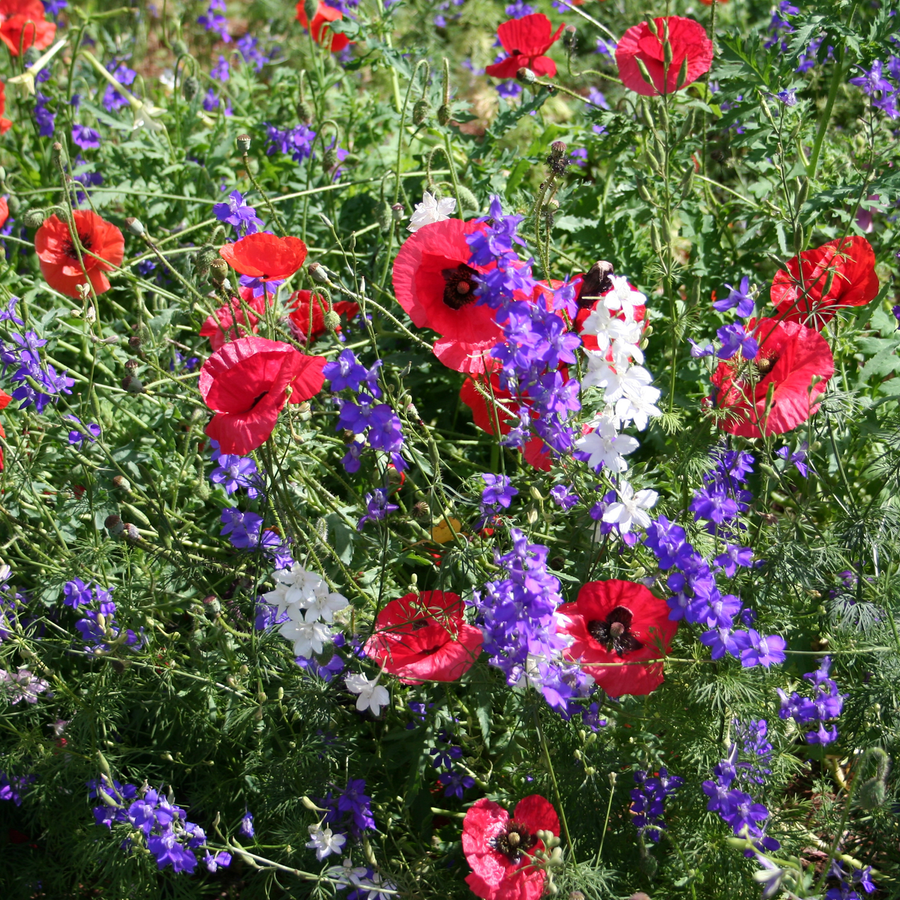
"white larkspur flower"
0,667,51,705
575,414,639,472
306,823,347,861
602,481,658,533
326,858,368,888
603,275,647,321
344,671,390,716
264,564,349,624
280,619,334,658
407,191,457,232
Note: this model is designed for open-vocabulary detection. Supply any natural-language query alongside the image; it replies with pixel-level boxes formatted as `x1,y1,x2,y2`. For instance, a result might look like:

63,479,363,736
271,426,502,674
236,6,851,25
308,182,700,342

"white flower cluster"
407,191,456,233
574,275,661,534
262,564,349,658
575,276,662,473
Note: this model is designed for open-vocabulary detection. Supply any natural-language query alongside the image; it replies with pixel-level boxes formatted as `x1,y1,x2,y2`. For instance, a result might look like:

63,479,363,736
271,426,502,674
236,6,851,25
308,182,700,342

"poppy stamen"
492,821,537,863
587,605,644,657
441,264,479,310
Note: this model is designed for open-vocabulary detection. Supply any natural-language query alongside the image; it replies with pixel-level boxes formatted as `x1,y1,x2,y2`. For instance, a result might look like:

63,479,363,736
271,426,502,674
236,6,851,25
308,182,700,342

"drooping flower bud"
516,67,536,85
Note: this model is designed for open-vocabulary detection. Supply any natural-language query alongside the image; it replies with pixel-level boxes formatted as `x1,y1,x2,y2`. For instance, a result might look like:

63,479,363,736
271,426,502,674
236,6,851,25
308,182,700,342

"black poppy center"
492,820,537,863
587,605,644,657
64,233,93,261
249,391,269,410
441,264,479,311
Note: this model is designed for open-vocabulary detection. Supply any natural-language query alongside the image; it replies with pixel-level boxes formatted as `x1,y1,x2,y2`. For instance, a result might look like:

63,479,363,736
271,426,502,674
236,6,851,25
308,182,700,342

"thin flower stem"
533,706,576,864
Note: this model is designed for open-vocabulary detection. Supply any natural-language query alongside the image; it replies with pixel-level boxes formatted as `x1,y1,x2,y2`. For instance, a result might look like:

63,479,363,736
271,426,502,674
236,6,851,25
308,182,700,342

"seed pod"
650,222,662,255
124,217,145,237
122,374,143,393
516,67,536,85
412,98,430,126
236,133,252,153
182,75,200,101
308,262,329,284
124,358,140,371
105,514,125,536
112,475,131,492
391,203,405,221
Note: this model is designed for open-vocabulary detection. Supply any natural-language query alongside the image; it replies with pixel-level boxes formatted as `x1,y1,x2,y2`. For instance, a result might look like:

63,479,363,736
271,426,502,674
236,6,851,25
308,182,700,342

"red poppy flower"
287,290,359,343
363,591,483,685
0,197,8,230
711,318,834,438
35,211,125,298
200,288,269,351
0,0,55,56
486,14,564,79
770,236,879,327
0,388,10,471
460,373,553,471
616,16,713,96
296,1,350,53
557,580,677,698
0,80,12,134
462,795,559,900
199,336,327,456
219,233,308,282
393,218,506,374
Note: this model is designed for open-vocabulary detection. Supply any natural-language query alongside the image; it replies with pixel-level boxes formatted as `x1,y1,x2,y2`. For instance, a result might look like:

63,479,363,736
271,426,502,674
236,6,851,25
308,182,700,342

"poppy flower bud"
455,185,479,211
375,199,392,231
516,66,536,84
122,374,143,393
437,104,451,126
322,147,338,170
23,208,45,229
182,75,200,100
124,217,145,237
296,100,313,122
209,258,229,285
412,98,430,125
323,309,341,332
303,0,318,21
104,514,124,536
171,39,189,56
196,244,219,272
562,25,577,52
236,133,252,154
7,195,19,214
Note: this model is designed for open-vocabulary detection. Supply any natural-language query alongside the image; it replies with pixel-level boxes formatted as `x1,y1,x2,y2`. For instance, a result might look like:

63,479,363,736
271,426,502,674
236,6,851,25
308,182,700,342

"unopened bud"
23,209,45,229
322,148,338,170
209,258,229,285
128,335,142,353
323,309,341,332
516,67,536,85
391,203,405,222
412,98,430,126
437,104,451,126
124,523,141,541
562,25,577,52
375,199,392,231
304,0,318,20
51,142,64,165
236,133,252,154
296,100,313,122
171,39,189,57
6,195,19,214
124,217,145,237
182,75,200,100
455,185,479,211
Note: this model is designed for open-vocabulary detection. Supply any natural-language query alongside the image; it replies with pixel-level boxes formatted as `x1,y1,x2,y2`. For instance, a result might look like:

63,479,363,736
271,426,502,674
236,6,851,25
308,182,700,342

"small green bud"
297,100,313,122
196,244,219,271
6,195,19,214
304,0,318,21
562,25,577,52
209,258,229,286
375,199,392,231
23,208,45,229
323,309,341,332
455,185,479,211
182,76,200,100
24,46,41,66
437,104,451,126
412,98,430,126
171,39,189,57
322,148,338,170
